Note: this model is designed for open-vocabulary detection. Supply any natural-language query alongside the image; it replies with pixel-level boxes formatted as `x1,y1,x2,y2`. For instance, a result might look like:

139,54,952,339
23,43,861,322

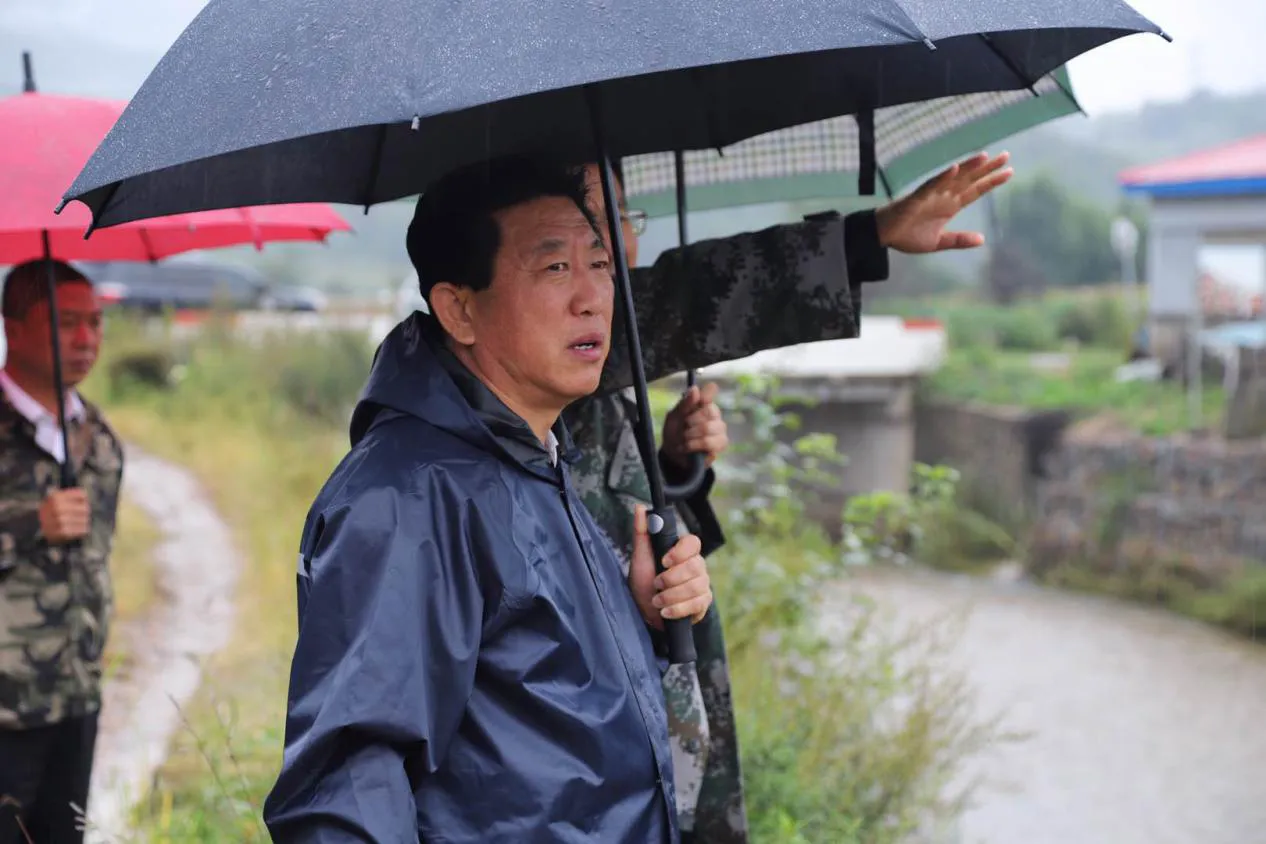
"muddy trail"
86,445,239,843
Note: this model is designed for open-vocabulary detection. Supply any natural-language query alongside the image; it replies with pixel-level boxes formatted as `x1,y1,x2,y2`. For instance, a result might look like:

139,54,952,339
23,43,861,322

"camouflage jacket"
0,392,124,729
564,210,889,841
600,209,888,394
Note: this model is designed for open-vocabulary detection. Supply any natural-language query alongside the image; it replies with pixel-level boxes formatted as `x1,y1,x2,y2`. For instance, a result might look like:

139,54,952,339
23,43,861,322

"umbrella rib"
83,182,122,240
139,226,158,262
976,33,1038,94
363,125,388,214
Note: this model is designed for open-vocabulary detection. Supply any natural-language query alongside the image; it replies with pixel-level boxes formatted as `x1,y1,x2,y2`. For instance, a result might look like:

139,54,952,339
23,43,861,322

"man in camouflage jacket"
0,261,122,844
563,152,1013,843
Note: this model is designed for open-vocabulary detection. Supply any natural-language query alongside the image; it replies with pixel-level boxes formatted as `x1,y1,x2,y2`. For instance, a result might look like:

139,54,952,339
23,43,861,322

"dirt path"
85,445,240,843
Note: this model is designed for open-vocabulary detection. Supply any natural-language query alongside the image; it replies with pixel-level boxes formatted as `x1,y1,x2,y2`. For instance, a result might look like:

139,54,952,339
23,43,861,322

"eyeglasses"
621,208,648,236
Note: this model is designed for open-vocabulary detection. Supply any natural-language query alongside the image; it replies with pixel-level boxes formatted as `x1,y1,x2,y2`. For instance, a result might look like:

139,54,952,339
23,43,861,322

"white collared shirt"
545,429,560,467
0,370,85,464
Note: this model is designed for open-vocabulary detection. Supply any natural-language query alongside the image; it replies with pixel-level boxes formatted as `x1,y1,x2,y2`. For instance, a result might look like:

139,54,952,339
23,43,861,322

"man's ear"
429,282,477,347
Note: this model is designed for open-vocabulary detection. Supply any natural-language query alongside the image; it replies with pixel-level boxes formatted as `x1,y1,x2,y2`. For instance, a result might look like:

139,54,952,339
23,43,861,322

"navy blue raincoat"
262,314,678,843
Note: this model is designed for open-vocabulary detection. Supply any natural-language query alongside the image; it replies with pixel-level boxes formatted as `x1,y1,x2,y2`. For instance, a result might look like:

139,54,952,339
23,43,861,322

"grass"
1039,555,1266,640
102,494,164,677
924,347,1225,436
873,287,1225,436
110,495,163,623
87,317,362,839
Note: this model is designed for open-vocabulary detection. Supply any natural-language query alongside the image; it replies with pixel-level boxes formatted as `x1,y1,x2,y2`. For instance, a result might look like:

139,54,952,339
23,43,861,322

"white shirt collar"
0,370,86,463
545,429,560,467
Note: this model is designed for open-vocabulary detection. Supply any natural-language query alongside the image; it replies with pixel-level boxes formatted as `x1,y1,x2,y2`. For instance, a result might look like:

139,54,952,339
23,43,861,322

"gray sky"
0,0,1262,114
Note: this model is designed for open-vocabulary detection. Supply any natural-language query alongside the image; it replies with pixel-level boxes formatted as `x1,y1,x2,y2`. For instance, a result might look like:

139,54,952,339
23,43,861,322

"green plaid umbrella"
623,68,1079,215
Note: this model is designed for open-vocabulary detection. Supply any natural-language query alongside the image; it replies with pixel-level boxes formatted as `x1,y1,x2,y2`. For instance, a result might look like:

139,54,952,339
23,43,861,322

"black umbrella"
60,0,1168,665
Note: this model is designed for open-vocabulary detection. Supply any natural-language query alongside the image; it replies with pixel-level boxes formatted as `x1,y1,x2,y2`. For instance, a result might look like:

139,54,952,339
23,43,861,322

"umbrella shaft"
673,151,697,390
595,159,668,512
41,233,77,488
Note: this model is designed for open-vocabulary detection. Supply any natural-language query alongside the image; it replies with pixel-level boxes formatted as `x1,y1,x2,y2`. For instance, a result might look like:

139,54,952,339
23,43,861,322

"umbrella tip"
21,51,35,93
1158,29,1174,43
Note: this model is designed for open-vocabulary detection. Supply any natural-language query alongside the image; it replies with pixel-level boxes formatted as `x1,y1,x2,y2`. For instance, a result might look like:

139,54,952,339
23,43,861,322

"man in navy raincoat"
262,157,715,843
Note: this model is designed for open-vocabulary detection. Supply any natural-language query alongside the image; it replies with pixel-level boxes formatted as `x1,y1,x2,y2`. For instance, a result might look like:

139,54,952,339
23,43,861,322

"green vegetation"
1040,560,1266,640
103,494,164,679
86,317,1003,843
874,289,1225,436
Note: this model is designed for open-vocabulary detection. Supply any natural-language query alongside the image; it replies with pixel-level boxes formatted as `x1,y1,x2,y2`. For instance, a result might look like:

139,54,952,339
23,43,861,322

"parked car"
76,259,270,313
259,284,328,312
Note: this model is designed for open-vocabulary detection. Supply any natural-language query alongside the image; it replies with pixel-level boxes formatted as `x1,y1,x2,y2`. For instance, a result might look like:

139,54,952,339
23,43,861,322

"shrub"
108,348,178,392
842,464,1016,572
1053,295,1134,350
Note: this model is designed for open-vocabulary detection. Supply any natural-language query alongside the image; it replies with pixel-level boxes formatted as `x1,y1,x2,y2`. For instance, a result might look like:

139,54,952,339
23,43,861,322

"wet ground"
86,445,239,843
825,564,1266,844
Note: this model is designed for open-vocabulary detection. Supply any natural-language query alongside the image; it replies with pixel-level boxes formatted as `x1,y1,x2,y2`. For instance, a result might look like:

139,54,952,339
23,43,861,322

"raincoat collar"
352,312,581,481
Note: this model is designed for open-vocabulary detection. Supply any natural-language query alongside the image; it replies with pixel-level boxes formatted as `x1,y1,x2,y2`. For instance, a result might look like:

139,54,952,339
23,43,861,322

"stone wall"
1029,419,1266,582
913,399,1266,584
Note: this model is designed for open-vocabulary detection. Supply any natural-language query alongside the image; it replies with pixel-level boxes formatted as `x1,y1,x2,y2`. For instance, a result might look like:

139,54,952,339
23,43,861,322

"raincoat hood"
351,311,578,477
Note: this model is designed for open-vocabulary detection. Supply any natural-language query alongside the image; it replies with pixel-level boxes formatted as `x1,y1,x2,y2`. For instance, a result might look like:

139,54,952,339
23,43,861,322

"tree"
993,174,1119,286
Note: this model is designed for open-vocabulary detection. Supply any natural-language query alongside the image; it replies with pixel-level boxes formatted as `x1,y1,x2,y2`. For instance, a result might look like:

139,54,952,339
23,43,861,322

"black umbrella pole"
662,149,708,503
587,119,695,665
41,232,77,489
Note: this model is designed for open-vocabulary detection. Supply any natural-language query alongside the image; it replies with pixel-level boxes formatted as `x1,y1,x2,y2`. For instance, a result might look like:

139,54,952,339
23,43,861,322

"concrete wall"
914,399,1072,529
713,376,917,536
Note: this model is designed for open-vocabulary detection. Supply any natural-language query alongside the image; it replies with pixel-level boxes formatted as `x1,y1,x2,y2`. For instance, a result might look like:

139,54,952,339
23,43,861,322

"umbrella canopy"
0,82,349,264
61,0,1166,229
623,69,1082,216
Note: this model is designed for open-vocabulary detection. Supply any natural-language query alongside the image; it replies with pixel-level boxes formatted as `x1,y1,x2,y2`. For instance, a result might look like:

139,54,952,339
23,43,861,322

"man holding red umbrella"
0,258,118,844
0,52,350,843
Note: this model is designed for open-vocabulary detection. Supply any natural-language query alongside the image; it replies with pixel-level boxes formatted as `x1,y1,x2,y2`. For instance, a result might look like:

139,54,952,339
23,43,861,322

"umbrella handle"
659,370,710,502
587,87,695,666
663,455,709,503
646,507,697,662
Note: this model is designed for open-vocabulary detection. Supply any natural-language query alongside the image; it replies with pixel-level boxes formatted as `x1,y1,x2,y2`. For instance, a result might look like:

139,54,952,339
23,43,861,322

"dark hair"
1,260,92,320
556,156,625,205
407,156,593,303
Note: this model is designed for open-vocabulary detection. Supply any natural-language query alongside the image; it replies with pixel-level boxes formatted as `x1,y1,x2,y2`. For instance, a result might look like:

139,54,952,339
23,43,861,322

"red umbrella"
2,53,352,486
1,60,350,263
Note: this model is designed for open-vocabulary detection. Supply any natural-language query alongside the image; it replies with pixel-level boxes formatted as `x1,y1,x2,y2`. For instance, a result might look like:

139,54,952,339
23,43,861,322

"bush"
841,464,1015,572
108,348,178,392
1053,295,1134,350
989,307,1059,352
942,305,1059,353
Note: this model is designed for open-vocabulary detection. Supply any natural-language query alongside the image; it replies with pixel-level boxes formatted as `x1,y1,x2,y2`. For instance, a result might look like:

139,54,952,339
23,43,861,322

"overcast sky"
0,0,1262,113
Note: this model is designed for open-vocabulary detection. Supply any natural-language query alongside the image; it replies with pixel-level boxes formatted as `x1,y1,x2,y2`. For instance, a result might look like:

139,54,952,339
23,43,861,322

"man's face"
582,163,639,268
460,196,614,408
4,282,103,389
